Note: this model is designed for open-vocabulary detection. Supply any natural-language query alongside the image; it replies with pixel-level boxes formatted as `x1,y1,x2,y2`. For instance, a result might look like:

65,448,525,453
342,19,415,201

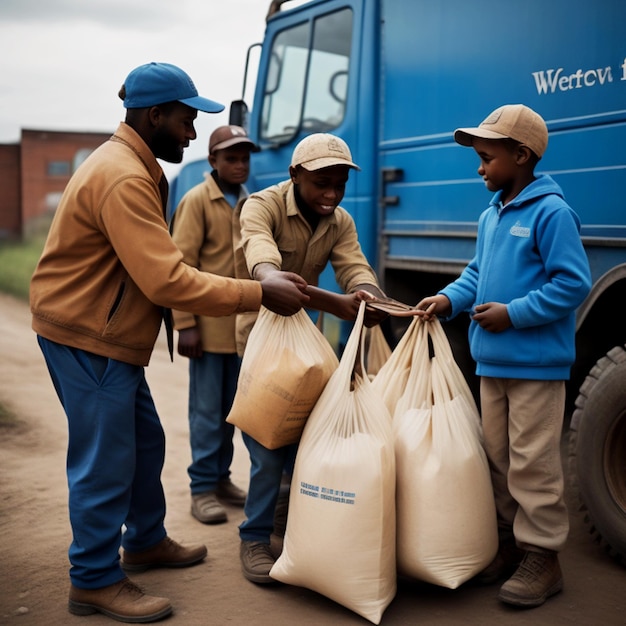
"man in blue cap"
30,62,309,623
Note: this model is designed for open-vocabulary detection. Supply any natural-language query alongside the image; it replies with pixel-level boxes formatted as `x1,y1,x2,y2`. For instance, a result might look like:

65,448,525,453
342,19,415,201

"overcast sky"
0,0,274,178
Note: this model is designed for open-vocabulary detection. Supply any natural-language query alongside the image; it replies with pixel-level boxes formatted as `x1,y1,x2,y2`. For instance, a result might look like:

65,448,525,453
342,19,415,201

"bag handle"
394,318,433,415
427,317,479,414
334,300,369,390
375,314,422,382
431,355,453,404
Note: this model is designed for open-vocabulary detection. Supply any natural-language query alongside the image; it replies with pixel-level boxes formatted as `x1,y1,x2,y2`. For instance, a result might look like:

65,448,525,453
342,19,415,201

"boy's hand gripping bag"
270,302,396,625
226,306,339,449
393,317,498,588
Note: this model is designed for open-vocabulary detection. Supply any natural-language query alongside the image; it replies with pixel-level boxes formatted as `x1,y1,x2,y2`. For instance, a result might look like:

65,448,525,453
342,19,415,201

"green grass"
0,237,46,426
0,237,45,301
0,237,46,427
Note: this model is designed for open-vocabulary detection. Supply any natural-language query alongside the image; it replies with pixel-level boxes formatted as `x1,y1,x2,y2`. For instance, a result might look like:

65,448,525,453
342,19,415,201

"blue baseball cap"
121,62,224,113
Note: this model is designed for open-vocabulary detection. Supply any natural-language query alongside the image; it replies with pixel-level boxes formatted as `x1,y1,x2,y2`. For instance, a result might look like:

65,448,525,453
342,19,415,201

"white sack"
271,302,396,625
394,317,498,588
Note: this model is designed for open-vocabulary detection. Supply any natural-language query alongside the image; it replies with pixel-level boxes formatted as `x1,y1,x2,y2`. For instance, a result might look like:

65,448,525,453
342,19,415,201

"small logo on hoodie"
510,221,530,238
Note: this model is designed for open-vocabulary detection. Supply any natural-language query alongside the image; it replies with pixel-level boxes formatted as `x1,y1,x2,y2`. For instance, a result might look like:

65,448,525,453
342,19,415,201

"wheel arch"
569,264,626,417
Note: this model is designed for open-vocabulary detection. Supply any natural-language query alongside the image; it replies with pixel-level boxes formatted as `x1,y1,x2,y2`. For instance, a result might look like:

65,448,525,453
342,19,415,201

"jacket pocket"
107,281,126,321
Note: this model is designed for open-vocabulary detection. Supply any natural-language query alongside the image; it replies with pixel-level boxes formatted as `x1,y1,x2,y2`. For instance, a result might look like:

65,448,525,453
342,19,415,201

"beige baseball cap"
290,133,361,171
454,104,548,158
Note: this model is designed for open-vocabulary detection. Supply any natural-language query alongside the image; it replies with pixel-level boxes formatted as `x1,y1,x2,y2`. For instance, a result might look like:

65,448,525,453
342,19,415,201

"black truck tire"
569,345,626,565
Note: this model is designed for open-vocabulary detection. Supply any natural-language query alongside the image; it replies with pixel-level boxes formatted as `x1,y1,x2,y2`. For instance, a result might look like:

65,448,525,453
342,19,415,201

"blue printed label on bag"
299,481,355,505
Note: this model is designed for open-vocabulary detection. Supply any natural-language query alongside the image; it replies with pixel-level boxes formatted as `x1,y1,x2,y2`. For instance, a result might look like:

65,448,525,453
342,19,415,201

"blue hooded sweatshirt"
441,174,591,380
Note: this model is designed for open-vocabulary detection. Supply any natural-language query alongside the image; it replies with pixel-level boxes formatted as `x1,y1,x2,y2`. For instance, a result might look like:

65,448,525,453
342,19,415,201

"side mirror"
229,100,249,131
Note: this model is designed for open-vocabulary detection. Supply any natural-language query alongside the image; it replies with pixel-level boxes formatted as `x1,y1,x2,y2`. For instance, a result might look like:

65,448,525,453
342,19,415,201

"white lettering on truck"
532,58,626,94
532,66,613,94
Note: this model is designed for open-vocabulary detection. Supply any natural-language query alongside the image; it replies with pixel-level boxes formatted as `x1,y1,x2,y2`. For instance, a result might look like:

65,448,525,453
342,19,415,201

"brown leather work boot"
498,550,563,607
68,577,172,623
121,536,207,573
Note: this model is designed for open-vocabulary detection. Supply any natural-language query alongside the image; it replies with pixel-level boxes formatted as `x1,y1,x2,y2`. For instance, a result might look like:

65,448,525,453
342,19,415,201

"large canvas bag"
226,307,339,449
270,302,396,625
393,317,498,588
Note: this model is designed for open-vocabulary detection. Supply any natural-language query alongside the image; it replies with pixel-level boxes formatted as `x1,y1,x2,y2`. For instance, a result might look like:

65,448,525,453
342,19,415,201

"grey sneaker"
240,541,276,584
216,479,247,507
191,491,227,524
498,550,563,607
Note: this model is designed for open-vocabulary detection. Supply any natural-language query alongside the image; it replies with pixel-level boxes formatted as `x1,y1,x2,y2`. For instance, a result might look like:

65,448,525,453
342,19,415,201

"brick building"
0,128,112,239
0,143,21,238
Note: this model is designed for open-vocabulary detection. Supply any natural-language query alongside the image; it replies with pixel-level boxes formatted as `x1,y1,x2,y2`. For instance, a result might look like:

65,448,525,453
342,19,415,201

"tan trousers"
480,377,569,552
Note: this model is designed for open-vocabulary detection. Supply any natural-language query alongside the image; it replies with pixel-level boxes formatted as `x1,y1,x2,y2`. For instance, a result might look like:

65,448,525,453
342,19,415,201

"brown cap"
290,133,360,171
209,125,259,154
454,104,548,158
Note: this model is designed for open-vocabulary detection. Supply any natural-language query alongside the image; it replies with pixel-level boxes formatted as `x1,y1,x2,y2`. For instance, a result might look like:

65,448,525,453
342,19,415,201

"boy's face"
472,137,520,193
209,146,251,185
290,164,350,217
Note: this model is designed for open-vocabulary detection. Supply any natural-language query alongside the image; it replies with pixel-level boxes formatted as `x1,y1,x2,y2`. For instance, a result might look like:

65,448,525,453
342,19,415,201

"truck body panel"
174,0,625,292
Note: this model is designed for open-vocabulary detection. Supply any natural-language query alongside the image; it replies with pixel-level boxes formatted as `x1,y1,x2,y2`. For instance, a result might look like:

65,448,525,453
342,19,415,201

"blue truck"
171,0,626,562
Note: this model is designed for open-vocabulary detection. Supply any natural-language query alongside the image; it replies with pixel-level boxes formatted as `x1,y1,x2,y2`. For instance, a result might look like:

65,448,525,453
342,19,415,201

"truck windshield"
261,7,353,142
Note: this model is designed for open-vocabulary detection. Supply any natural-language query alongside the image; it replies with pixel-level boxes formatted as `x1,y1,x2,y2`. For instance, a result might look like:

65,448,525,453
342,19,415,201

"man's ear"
147,105,165,128
208,153,217,169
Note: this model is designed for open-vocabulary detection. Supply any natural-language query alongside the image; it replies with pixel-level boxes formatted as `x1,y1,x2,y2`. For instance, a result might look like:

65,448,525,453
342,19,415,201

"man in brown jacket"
30,62,308,624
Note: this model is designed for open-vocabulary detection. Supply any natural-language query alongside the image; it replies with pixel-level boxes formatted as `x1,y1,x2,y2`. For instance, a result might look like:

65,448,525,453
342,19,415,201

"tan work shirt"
236,179,379,353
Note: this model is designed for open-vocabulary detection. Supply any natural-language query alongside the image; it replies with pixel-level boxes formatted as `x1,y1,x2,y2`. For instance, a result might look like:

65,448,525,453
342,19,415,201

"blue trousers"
239,433,297,543
187,352,241,494
37,337,167,589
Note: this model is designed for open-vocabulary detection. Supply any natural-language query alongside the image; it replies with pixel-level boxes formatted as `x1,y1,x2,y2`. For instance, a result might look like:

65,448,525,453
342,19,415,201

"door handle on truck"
380,167,403,207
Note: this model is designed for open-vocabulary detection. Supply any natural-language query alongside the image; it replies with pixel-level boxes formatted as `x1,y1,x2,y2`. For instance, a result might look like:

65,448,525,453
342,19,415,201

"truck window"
261,7,353,142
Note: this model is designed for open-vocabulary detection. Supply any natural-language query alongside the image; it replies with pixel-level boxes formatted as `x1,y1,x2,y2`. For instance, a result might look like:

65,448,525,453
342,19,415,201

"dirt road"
1,292,625,625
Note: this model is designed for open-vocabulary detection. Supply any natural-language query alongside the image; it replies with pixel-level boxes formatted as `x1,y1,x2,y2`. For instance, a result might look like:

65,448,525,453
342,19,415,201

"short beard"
151,128,183,163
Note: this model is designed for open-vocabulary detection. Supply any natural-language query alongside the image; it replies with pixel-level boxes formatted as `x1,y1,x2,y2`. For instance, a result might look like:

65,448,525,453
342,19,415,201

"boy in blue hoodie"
417,104,591,608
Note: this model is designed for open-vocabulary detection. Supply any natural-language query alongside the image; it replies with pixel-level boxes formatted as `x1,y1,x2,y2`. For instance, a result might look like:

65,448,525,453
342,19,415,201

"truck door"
246,0,374,346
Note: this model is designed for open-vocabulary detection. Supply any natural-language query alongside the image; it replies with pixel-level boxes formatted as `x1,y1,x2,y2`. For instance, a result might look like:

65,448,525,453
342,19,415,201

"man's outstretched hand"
260,271,310,316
